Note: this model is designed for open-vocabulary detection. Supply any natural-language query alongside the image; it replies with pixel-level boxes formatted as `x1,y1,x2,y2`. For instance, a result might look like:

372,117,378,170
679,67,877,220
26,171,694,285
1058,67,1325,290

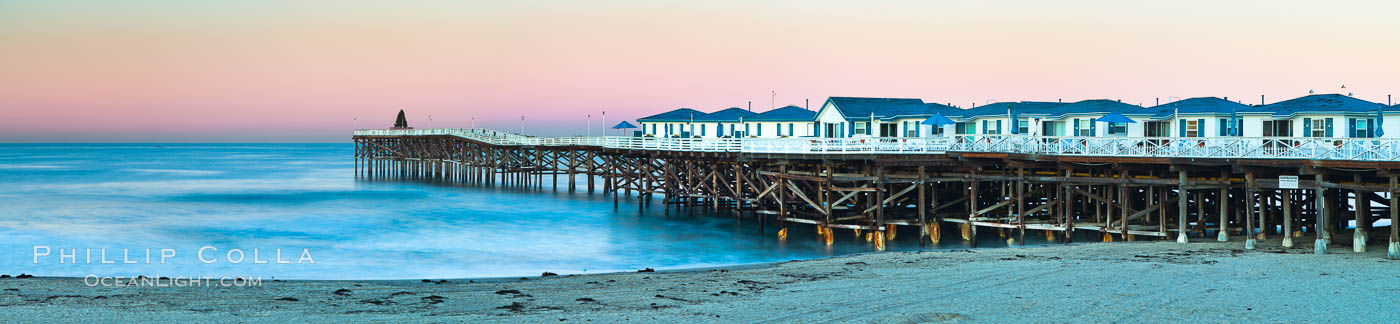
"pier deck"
353,128,1400,258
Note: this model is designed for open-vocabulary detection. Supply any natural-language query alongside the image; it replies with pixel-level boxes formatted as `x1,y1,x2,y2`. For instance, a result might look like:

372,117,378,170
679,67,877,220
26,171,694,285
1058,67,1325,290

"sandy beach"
3,239,1397,323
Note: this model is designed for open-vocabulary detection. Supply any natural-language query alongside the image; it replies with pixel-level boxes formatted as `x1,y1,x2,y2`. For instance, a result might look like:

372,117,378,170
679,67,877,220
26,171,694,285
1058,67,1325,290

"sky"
2,0,1398,142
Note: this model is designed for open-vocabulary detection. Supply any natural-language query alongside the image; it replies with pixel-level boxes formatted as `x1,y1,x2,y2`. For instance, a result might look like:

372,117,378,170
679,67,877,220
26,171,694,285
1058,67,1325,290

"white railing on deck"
353,128,1400,161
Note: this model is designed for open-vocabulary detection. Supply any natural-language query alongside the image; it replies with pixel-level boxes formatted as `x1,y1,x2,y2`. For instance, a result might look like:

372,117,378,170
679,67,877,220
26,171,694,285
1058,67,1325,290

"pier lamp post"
602,110,606,137
471,117,476,129
520,116,526,135
587,114,591,137
429,115,433,129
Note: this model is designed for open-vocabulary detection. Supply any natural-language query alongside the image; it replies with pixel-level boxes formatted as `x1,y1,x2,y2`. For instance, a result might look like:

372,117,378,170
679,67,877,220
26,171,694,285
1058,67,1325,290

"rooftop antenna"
747,101,751,112
805,98,809,110
1156,98,1159,106
1309,89,1315,94
770,91,776,110
1261,95,1265,106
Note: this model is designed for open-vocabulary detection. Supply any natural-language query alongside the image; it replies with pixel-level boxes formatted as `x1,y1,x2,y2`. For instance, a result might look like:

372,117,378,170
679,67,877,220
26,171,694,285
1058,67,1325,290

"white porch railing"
353,128,1400,161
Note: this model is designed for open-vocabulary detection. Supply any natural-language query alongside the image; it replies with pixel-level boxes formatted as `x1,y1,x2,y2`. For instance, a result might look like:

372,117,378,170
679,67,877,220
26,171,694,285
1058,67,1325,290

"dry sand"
3,239,1398,323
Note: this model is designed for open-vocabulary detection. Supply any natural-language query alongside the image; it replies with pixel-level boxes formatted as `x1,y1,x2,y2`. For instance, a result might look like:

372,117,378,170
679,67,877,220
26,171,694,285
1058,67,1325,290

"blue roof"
1245,94,1387,117
746,105,816,122
1049,99,1149,117
824,97,929,119
1146,97,1253,118
876,102,961,121
949,101,1063,119
694,107,756,122
950,100,1144,120
637,108,706,122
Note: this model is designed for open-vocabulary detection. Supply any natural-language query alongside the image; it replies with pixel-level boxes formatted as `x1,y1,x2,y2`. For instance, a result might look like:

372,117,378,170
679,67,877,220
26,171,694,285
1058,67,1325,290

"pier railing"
354,128,1400,161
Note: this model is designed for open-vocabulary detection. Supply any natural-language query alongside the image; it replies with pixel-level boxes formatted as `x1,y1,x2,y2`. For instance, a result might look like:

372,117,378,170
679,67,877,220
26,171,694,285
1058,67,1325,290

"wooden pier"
353,129,1400,258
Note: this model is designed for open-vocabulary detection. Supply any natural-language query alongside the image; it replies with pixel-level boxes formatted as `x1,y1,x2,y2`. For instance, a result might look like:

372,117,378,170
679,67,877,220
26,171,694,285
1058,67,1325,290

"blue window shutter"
996,120,1003,134
1196,119,1205,137
1325,118,1334,137
1218,119,1227,136
1089,120,1096,136
788,123,793,136
1178,120,1186,137
1348,118,1356,138
1073,119,1081,136
1367,119,1375,138
1303,118,1312,137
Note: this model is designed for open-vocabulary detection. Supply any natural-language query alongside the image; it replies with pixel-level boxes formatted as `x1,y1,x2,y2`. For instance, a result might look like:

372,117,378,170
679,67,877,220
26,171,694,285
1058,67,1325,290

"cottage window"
1107,122,1127,136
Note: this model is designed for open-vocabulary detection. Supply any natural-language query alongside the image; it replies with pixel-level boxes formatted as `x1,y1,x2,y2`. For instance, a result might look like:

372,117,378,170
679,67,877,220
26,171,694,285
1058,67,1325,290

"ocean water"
0,144,1035,280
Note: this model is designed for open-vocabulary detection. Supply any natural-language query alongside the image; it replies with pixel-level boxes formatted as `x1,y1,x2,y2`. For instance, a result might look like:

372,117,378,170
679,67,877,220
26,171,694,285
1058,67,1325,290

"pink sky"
2,1,1398,142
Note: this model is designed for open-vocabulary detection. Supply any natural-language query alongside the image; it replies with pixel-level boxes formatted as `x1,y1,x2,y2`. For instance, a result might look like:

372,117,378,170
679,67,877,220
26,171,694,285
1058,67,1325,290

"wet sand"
3,239,1398,323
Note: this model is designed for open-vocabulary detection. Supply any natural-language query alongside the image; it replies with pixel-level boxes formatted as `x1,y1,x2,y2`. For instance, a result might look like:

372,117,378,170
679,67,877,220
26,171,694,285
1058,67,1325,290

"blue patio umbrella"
1228,107,1239,136
1008,107,1018,134
1377,107,1385,137
612,121,638,136
1096,112,1137,124
920,113,956,126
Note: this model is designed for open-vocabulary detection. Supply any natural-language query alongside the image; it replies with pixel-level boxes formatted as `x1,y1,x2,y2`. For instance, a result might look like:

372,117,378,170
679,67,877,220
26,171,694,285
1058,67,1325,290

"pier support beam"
1390,177,1399,259
1283,189,1294,248
1245,172,1257,250
1354,174,1369,253
1177,171,1189,243
1218,185,1229,242
1315,174,1329,254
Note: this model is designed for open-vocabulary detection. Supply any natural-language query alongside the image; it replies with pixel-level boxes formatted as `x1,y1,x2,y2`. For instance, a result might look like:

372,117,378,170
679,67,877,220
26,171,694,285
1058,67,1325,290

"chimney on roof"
805,99,809,110
1261,95,1265,105
1224,97,1228,101
1058,98,1062,103
1156,98,1159,106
